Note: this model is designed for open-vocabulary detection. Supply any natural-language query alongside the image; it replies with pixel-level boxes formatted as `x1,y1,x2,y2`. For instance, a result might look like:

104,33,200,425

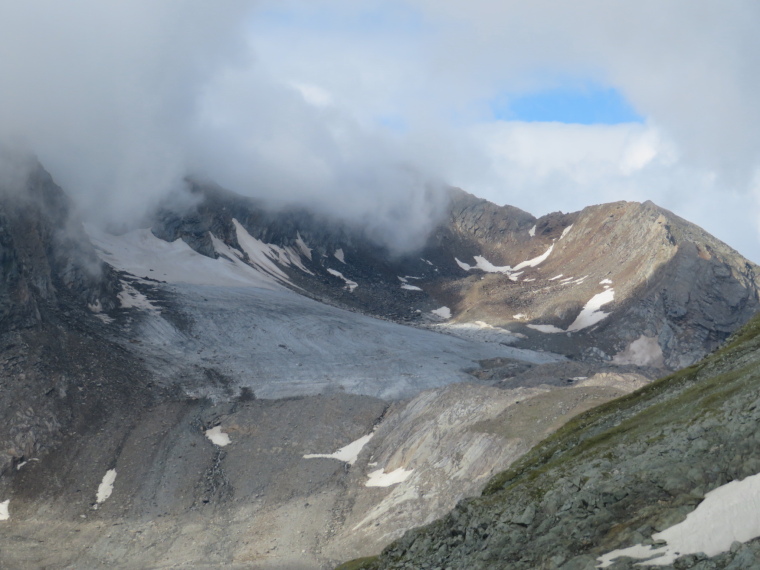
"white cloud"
1,1,759,259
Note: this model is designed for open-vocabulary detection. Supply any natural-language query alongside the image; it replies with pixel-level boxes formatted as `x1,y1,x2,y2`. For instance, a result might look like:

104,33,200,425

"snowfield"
123,284,561,401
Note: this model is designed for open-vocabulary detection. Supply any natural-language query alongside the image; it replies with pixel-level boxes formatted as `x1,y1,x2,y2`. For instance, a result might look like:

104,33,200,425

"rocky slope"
0,157,159,480
1,159,759,569
347,313,760,570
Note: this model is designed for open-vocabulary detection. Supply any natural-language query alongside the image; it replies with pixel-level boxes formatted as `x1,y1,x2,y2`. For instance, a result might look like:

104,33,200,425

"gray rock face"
0,157,155,478
0,160,120,327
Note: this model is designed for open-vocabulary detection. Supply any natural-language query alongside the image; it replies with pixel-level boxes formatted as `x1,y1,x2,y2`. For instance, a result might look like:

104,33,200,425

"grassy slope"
340,314,760,569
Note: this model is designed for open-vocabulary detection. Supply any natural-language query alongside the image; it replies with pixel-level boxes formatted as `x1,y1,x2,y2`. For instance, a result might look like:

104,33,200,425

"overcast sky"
1,1,759,258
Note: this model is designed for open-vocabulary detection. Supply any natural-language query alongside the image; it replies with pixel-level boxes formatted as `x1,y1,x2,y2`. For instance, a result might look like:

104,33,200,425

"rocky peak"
0,157,119,328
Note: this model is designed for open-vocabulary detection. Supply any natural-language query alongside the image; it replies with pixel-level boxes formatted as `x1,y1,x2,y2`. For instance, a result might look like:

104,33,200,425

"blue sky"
494,84,644,125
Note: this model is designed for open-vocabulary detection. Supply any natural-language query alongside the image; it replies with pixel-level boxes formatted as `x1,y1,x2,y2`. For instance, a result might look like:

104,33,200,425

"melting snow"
454,244,554,281
527,324,564,334
366,467,414,487
95,469,117,505
334,248,345,263
598,471,760,567
87,226,287,289
432,306,452,319
560,224,574,240
232,219,311,279
0,500,8,521
118,281,160,312
568,289,615,332
327,268,358,292
401,284,423,291
529,225,536,237
205,426,231,447
303,433,374,465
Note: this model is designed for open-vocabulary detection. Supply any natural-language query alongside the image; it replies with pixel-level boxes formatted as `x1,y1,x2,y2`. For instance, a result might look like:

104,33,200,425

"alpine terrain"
1,155,759,569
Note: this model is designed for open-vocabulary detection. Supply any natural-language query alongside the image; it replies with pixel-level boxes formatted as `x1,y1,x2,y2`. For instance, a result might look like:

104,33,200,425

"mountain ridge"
0,159,759,569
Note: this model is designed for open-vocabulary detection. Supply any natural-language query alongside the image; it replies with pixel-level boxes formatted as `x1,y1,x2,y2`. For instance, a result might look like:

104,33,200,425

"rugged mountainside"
351,313,760,570
1,160,759,569
0,159,158,479
149,182,760,369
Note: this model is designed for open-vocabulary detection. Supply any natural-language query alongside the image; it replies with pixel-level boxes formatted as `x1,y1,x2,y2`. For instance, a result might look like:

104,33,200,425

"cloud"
1,0,759,259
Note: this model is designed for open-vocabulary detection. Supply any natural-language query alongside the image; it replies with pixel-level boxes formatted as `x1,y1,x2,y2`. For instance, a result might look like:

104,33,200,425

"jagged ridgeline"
343,314,760,569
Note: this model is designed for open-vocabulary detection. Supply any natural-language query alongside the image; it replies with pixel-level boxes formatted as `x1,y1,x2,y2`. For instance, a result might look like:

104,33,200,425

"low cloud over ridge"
1,1,759,257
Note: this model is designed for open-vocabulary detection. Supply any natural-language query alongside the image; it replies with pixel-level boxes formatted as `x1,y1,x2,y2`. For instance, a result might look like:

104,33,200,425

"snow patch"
560,224,574,240
366,467,414,487
205,426,231,447
598,471,760,567
0,500,8,521
527,324,564,334
421,258,434,266
549,274,564,281
327,268,358,292
232,219,312,280
513,244,554,271
95,469,117,505
568,289,615,332
600,278,613,285
454,244,553,281
118,281,160,312
528,225,536,237
87,225,287,289
303,433,374,466
401,284,423,292
334,248,345,263
432,306,451,319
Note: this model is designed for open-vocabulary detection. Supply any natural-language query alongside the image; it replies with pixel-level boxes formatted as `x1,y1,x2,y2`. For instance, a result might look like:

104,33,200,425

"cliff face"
0,159,119,327
0,158,154,478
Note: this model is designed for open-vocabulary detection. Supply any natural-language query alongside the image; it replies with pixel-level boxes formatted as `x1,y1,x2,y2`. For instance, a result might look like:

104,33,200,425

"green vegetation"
334,556,379,570
357,312,760,569
483,313,760,496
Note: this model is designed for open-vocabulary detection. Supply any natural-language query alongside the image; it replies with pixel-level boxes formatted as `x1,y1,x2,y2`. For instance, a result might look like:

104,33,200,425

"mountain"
148,180,760,370
0,159,758,569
